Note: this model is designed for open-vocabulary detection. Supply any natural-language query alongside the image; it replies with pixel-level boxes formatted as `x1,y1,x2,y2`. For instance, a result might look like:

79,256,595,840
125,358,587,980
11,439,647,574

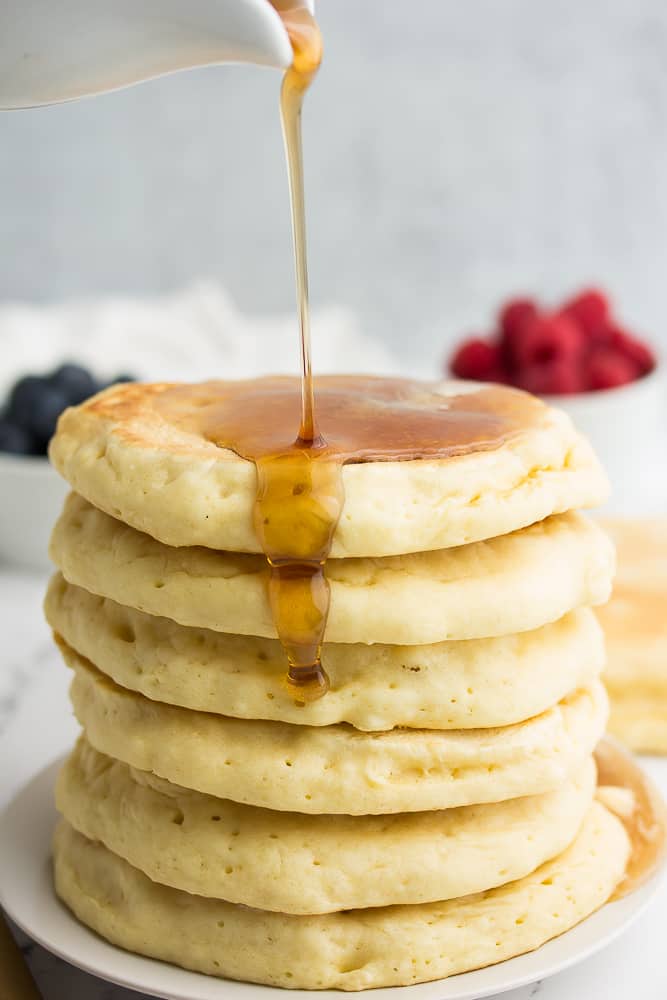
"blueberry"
0,419,39,456
7,376,70,443
6,375,47,428
49,363,98,405
29,385,70,444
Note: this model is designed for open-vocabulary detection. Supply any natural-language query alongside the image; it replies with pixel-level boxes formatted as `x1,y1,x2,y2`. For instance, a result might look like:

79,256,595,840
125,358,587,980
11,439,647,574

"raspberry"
561,288,609,337
450,339,502,381
481,366,510,385
586,349,639,390
608,326,655,375
517,360,584,396
499,298,539,338
498,298,539,370
514,313,583,369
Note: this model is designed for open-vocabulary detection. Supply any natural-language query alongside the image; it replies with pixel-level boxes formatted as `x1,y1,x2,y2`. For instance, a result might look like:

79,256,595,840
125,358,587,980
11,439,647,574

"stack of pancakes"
599,518,667,754
45,378,631,990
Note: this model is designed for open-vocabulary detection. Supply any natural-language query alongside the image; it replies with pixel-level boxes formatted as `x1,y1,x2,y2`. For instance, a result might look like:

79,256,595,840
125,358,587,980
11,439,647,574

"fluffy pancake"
50,495,614,645
57,738,597,913
63,646,608,814
53,805,629,990
599,519,667,694
49,378,608,558
608,697,667,755
597,519,667,753
45,575,605,731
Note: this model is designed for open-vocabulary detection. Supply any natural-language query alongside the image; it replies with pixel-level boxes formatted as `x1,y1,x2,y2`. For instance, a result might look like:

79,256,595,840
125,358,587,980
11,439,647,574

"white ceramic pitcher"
0,0,313,110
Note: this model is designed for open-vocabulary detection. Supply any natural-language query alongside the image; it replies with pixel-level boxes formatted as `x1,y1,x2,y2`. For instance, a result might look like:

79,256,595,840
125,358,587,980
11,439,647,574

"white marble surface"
1,568,666,999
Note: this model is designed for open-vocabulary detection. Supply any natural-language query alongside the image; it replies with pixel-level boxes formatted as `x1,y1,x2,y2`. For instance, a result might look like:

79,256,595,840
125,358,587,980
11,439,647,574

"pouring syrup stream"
260,1,329,700
275,1,323,445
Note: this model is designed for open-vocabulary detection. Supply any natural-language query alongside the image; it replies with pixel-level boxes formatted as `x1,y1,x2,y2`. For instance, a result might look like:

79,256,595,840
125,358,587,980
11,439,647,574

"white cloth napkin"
0,281,400,395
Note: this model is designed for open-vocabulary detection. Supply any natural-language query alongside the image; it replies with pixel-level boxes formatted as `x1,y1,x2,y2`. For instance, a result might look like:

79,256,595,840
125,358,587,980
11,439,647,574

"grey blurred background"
1,0,667,369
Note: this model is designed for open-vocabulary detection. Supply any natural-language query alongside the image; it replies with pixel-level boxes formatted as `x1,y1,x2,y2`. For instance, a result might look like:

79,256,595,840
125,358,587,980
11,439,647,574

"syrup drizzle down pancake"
53,377,605,701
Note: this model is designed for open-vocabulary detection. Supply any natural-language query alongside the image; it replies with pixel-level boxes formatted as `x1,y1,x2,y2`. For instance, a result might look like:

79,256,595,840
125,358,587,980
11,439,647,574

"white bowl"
544,363,667,515
0,453,68,572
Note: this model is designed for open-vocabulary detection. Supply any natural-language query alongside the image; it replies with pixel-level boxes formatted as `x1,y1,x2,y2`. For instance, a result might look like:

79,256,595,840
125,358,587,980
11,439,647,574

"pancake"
599,518,667,694
50,495,614,645
48,378,608,558
608,697,667,755
599,520,667,684
63,646,608,814
598,519,667,753
45,575,605,731
57,738,597,913
53,804,629,990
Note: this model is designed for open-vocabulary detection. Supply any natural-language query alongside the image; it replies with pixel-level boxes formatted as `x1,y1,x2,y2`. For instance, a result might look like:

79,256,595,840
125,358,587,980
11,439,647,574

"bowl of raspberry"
448,289,664,513
0,364,135,571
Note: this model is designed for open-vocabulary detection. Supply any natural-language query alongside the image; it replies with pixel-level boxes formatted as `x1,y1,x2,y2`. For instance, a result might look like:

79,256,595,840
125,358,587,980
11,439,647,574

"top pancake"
49,376,608,557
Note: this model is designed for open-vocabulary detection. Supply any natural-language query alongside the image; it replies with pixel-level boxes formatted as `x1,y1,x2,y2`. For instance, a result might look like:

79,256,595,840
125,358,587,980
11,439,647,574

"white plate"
0,759,663,1000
